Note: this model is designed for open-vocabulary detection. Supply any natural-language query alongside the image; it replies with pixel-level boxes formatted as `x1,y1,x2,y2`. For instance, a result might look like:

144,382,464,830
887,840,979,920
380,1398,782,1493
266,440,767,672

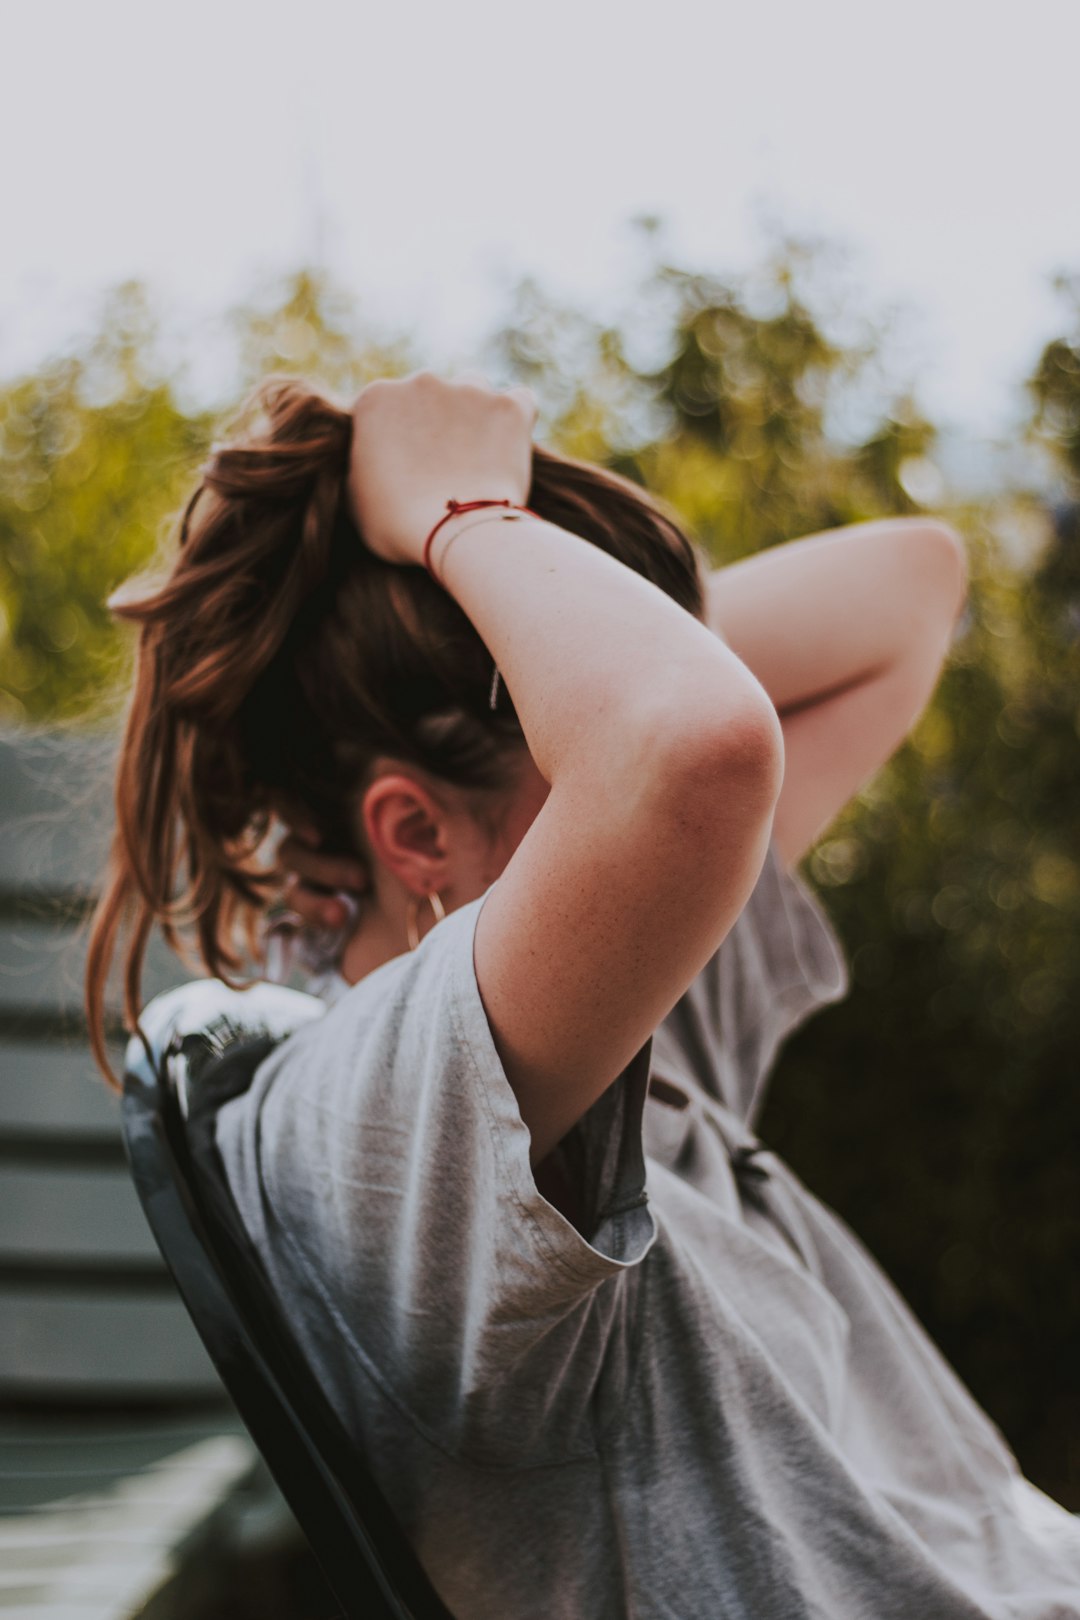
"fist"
347,371,538,567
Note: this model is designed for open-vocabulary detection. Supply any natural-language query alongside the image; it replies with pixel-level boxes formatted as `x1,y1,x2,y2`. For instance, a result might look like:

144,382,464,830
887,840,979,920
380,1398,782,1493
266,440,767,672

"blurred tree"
0,283,211,723
1028,274,1080,480
851,396,939,515
489,236,939,559
230,268,416,399
0,273,417,724
634,254,854,553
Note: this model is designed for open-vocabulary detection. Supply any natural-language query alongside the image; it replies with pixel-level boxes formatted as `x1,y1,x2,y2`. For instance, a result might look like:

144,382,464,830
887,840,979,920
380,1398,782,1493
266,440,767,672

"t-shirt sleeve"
221,885,656,1463
652,836,850,1127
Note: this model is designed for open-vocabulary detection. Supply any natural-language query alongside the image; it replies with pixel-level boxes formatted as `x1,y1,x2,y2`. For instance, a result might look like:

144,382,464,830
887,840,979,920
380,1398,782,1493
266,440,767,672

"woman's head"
84,374,705,1084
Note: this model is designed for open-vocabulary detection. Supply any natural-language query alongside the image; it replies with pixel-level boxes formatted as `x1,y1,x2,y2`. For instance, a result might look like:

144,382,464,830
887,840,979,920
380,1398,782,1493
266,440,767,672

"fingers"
276,836,370,933
417,368,537,430
355,370,537,432
505,385,539,433
456,372,537,427
277,834,368,891
282,874,354,932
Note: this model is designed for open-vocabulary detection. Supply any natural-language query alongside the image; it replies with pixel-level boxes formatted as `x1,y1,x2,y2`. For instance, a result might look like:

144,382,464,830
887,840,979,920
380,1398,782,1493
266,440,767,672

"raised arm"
349,374,784,1165
705,518,968,870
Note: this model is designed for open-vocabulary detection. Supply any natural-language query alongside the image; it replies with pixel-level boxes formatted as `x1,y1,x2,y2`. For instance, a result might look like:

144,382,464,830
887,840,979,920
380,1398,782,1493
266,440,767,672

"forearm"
705,518,968,717
706,517,968,866
433,510,778,784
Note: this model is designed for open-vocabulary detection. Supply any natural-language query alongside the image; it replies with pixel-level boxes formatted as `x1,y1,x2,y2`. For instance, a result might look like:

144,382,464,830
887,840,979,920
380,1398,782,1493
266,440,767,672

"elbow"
710,691,785,801
643,693,785,893
657,682,785,827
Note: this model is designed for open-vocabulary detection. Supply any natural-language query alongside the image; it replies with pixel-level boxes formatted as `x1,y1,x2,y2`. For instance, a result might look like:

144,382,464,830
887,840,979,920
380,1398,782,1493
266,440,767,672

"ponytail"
85,375,704,1086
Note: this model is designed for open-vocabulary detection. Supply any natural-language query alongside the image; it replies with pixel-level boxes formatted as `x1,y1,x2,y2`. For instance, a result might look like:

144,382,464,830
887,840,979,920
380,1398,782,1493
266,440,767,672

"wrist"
424,499,540,582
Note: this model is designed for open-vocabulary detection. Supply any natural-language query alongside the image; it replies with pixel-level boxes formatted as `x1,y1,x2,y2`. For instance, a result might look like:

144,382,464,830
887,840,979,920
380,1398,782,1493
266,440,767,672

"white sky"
3,0,1078,441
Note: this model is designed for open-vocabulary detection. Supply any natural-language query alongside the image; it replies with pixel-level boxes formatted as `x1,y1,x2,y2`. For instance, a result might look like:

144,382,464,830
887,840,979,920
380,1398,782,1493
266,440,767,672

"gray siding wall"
0,730,220,1401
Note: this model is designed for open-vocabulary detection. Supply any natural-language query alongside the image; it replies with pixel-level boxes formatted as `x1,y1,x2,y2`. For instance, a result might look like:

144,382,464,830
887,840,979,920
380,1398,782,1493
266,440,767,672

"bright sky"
3,0,1078,443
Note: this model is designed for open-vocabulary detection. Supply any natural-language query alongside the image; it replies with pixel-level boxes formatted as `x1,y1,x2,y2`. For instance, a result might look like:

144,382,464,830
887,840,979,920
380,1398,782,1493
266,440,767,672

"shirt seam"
447,914,645,1289
261,1180,605,1473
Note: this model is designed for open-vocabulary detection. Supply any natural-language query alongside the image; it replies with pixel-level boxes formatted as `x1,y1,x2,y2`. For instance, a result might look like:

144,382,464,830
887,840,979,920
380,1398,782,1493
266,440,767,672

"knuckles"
352,370,534,436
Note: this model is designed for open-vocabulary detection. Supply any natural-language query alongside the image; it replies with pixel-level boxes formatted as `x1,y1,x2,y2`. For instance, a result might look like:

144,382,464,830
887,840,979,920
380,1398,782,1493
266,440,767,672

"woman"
87,372,1080,1617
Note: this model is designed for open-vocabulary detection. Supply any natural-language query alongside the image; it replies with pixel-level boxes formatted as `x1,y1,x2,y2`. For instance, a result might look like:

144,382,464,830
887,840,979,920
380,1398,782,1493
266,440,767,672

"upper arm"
474,696,784,1165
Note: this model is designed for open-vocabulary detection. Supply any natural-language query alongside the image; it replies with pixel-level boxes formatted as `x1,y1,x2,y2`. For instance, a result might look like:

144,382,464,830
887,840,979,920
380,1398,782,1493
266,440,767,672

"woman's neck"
338,901,409,986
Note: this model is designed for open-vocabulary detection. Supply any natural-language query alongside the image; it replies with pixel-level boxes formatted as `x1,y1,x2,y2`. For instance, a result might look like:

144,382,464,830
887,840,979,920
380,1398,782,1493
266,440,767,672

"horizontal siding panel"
0,1165,161,1263
0,1411,242,1475
0,1430,254,1619
0,1041,124,1138
0,734,274,1407
0,914,195,1022
0,1411,245,1516
0,1287,222,1397
0,731,117,897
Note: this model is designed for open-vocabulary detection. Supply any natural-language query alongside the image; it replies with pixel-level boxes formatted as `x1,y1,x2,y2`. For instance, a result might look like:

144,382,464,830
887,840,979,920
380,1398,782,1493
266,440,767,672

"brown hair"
84,375,705,1086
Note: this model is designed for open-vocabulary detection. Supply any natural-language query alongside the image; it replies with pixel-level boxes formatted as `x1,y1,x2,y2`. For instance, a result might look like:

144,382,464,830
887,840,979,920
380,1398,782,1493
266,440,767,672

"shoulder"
310,885,491,1067
229,887,498,1168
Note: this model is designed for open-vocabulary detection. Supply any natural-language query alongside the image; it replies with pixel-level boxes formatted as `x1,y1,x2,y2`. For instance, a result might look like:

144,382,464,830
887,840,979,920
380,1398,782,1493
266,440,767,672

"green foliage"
1,247,1077,1505
230,268,417,399
0,273,416,724
1028,274,1080,482
488,239,938,560
0,284,212,722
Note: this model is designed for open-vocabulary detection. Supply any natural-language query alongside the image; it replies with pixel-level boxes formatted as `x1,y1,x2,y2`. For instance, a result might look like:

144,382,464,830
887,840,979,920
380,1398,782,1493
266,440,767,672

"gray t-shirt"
216,841,1080,1618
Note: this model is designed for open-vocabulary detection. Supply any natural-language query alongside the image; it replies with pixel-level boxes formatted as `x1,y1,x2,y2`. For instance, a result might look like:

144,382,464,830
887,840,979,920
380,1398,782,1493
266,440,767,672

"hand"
276,825,370,933
347,371,538,567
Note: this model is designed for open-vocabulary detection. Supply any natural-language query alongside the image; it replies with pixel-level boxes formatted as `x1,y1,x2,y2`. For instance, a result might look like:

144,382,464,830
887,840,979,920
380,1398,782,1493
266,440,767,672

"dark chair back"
121,982,457,1620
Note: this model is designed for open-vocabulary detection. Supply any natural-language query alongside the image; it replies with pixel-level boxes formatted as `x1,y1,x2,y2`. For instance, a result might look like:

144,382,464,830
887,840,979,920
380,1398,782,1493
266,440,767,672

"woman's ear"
361,771,451,897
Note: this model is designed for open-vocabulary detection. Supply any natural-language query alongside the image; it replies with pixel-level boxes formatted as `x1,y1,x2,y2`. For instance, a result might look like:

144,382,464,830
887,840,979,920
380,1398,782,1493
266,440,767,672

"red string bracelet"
422,498,542,581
